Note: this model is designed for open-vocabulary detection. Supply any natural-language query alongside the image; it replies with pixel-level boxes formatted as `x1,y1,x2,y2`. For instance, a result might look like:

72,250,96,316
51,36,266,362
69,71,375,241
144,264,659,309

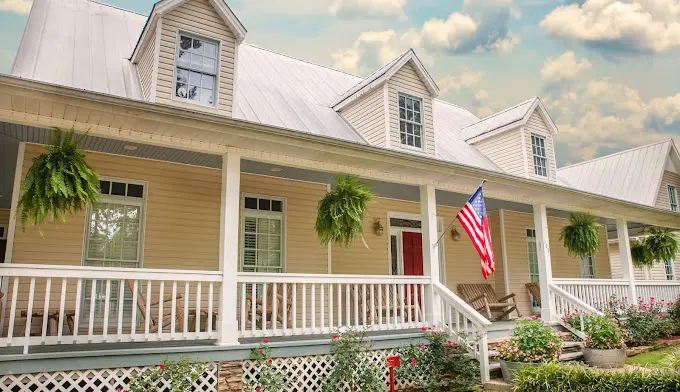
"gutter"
0,74,679,225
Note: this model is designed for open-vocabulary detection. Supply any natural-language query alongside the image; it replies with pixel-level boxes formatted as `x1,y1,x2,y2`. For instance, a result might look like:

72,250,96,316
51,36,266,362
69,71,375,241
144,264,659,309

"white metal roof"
461,98,536,141
557,140,677,207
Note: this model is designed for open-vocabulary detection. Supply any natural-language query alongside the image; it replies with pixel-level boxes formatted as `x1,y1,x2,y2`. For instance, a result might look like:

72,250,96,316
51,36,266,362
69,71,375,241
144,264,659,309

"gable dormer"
131,0,246,117
654,142,680,211
463,98,559,182
332,50,439,156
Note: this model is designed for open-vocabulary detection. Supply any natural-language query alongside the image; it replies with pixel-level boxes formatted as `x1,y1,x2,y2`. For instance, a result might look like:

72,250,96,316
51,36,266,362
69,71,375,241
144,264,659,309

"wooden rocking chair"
125,280,184,333
245,283,294,328
458,284,521,321
525,282,541,307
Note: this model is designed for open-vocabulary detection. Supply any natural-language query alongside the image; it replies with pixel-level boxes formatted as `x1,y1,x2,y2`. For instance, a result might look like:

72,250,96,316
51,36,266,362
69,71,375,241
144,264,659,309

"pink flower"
257,349,263,353
256,387,261,392
411,358,417,365
263,338,269,343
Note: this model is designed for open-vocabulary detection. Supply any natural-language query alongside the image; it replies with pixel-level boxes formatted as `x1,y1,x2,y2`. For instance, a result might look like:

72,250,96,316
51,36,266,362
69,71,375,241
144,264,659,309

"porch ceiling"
1,75,679,229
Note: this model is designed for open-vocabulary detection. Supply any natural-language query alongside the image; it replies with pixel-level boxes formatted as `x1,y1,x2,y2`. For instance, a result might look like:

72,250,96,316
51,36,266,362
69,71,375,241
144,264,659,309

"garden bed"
626,336,680,358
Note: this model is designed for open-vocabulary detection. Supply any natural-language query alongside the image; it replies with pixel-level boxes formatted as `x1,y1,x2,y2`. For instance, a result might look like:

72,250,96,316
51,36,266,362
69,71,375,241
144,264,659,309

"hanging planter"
18,128,100,234
559,213,600,258
630,239,653,268
644,228,678,265
315,175,374,248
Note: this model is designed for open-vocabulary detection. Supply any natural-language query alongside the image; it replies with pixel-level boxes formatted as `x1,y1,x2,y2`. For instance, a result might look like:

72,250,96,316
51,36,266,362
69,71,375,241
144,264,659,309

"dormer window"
175,33,218,107
531,134,548,177
398,93,423,149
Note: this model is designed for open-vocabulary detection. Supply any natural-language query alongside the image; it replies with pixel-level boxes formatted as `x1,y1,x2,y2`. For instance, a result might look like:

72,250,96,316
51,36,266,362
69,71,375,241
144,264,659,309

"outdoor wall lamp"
450,227,461,242
374,219,384,236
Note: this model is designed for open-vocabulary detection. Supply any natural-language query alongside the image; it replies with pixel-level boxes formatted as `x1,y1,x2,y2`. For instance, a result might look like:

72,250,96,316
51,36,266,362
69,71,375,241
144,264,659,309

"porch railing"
548,283,601,339
0,264,222,353
553,278,630,309
236,273,431,338
636,281,680,304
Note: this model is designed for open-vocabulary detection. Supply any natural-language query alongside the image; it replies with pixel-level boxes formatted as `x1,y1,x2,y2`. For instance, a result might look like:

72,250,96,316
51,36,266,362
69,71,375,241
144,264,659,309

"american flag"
456,186,495,279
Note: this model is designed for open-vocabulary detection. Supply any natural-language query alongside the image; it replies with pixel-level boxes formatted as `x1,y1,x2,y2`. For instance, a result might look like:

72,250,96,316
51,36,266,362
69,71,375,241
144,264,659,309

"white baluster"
320,284,325,333
328,283,334,329
171,281,178,339
353,284,359,328
240,282,246,335
345,284,350,328
301,283,306,333
117,279,125,342
208,282,214,337
378,285,383,328
272,283,278,335
262,283,268,334
184,282,189,338
251,283,257,335
103,279,112,342
88,279,97,342
361,284,367,327
337,284,342,328
292,284,297,333
370,284,375,327
145,281,152,339
131,280,138,339
399,284,405,327
407,284,412,328
311,283,316,333
23,278,36,353
195,282,202,337
41,278,51,344
57,278,67,343
282,284,288,335
392,284,398,327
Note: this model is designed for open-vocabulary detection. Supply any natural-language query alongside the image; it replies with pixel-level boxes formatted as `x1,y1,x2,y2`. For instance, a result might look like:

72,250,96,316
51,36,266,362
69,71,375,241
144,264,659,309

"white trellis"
0,364,218,392
242,349,417,392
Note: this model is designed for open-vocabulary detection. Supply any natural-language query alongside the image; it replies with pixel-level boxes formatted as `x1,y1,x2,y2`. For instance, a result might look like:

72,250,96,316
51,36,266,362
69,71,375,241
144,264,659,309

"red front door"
402,232,423,276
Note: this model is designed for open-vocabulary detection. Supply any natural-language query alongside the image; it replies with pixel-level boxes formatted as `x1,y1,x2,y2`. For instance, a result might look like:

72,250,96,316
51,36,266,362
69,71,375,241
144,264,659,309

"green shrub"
668,296,680,333
128,357,208,392
243,340,287,392
598,296,674,346
324,329,383,391
395,328,479,391
497,318,562,363
582,314,625,350
513,362,680,392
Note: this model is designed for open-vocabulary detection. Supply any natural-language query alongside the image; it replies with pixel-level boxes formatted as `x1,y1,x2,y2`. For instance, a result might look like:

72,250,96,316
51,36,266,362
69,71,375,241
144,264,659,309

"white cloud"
540,51,592,83
541,0,680,53
331,30,401,74
0,0,32,14
439,71,485,92
329,0,407,19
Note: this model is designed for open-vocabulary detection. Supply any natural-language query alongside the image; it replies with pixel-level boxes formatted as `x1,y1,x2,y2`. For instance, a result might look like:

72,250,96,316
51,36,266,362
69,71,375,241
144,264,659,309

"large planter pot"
582,347,627,368
498,359,544,383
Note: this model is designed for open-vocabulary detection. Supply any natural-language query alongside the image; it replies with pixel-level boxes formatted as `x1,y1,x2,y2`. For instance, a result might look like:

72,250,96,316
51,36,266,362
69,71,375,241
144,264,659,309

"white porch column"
420,184,442,325
533,204,554,321
217,153,241,346
616,218,637,303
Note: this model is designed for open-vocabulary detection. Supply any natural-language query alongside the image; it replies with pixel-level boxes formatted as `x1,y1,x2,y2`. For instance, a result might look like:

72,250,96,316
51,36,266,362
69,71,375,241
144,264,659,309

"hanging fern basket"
644,228,678,265
559,213,600,258
630,239,653,268
19,128,100,234
315,175,374,248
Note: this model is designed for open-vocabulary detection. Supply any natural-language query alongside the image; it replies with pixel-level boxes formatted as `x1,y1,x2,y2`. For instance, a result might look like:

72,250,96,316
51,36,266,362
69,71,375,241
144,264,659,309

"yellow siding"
137,27,157,101
387,63,435,156
340,87,386,147
473,129,525,176
500,211,610,315
655,170,680,210
525,112,557,181
609,241,680,281
156,0,236,116
0,209,9,226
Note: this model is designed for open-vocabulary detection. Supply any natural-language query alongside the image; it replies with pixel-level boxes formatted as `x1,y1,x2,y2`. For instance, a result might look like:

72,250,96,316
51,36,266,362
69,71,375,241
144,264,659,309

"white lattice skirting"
0,364,218,392
243,349,417,392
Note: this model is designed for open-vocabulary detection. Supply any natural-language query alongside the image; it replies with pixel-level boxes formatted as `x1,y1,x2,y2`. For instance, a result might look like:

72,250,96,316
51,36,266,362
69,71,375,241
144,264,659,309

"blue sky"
1,0,679,166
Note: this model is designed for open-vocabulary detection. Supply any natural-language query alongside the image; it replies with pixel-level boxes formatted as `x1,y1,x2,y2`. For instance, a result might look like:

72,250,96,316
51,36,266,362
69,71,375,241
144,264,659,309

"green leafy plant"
497,317,562,363
599,296,674,346
315,175,373,248
631,239,653,268
668,295,680,333
559,213,600,258
582,314,625,350
243,339,287,392
18,128,100,234
661,348,680,369
127,357,208,392
562,308,589,332
395,328,479,391
513,362,680,392
644,228,678,265
324,329,383,391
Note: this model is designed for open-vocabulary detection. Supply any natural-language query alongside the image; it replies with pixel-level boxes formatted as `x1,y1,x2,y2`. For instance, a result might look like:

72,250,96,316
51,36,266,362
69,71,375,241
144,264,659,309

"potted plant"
559,213,600,258
630,238,653,268
496,317,562,383
18,128,100,235
644,228,678,264
315,175,373,248
581,313,627,368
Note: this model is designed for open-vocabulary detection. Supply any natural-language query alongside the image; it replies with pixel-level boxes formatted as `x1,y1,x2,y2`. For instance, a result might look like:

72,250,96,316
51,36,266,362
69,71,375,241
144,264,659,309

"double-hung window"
665,259,676,280
398,93,423,149
669,185,678,212
531,134,548,177
242,195,285,273
580,255,596,279
526,229,539,283
175,33,218,107
84,179,146,320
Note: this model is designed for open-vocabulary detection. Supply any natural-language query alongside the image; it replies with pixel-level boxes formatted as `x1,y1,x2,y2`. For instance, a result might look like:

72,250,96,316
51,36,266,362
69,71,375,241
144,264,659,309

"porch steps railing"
548,283,602,340
433,281,492,383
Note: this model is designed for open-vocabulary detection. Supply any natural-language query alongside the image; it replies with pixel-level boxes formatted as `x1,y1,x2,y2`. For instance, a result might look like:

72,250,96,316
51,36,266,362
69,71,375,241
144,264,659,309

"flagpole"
433,180,486,248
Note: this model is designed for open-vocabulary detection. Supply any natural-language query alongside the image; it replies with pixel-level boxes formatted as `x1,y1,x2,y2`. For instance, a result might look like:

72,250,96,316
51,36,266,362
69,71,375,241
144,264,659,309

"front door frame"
387,212,446,283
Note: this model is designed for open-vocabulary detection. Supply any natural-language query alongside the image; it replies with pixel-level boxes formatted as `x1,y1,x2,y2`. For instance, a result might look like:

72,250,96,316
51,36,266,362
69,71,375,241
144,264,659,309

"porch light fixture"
373,218,384,236
123,145,138,151
450,227,461,242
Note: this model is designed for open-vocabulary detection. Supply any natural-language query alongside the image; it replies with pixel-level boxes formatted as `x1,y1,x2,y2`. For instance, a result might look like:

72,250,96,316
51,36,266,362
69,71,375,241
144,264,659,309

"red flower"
159,364,165,370
256,387,261,392
332,335,338,339
421,328,427,331
263,338,269,343
268,359,273,363
354,333,358,337
411,358,417,365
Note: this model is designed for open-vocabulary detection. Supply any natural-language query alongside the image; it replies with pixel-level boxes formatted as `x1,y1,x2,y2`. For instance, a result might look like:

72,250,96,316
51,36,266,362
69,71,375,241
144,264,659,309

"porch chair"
245,283,294,329
525,282,541,307
125,280,184,333
458,284,521,321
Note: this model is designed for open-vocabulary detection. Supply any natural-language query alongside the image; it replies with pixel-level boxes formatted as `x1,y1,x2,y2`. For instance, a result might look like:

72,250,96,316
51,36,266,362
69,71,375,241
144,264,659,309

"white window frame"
664,259,676,280
526,228,539,283
0,224,7,240
531,134,548,177
398,92,425,150
172,30,220,108
669,185,678,212
240,194,286,273
580,255,596,279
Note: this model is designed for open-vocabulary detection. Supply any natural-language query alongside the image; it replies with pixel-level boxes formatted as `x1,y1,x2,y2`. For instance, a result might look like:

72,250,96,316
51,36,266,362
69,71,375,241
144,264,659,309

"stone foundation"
218,360,244,392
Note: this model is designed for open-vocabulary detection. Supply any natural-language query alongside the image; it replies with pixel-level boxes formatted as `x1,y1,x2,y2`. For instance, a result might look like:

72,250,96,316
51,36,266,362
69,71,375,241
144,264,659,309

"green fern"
18,128,100,235
559,213,600,258
644,228,678,265
630,239,653,268
315,175,374,248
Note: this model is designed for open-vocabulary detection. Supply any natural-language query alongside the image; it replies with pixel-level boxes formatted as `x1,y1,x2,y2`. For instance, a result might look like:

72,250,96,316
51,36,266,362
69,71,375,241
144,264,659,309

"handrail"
0,263,222,281
433,281,491,328
549,283,601,314
636,280,680,286
553,278,629,286
237,272,431,285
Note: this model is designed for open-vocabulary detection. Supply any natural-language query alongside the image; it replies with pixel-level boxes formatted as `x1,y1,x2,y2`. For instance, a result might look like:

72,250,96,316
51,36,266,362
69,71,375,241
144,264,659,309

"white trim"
465,99,558,144
150,19,163,103
499,210,510,295
4,141,24,265
520,126,529,177
669,184,678,212
386,211,444,278
171,30,221,109
231,41,240,117
239,193,286,273
383,83,390,149
326,183,332,274
530,133,548,178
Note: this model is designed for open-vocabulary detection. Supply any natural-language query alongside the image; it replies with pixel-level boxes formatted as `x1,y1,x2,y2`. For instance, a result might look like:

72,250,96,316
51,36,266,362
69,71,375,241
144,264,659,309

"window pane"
177,50,190,67
413,100,420,112
203,57,216,74
406,98,412,110
271,200,283,212
100,180,110,195
399,95,405,108
407,110,413,121
269,219,281,234
204,42,217,58
257,233,269,249
126,183,144,198
200,88,214,106
187,86,199,101
257,218,270,234
243,250,256,266
111,182,126,196
414,136,421,148
399,107,406,119
244,217,257,232
413,124,421,137
258,198,271,211
414,112,421,123
179,36,192,50
244,197,258,210
176,82,188,98
192,38,203,53
177,68,189,84
189,70,202,86
269,235,281,251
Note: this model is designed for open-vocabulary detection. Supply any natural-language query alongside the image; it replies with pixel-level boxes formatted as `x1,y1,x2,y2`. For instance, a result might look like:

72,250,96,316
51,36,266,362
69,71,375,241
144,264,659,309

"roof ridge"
558,139,672,171
461,97,537,130
241,42,363,79
90,0,148,17
433,99,478,118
